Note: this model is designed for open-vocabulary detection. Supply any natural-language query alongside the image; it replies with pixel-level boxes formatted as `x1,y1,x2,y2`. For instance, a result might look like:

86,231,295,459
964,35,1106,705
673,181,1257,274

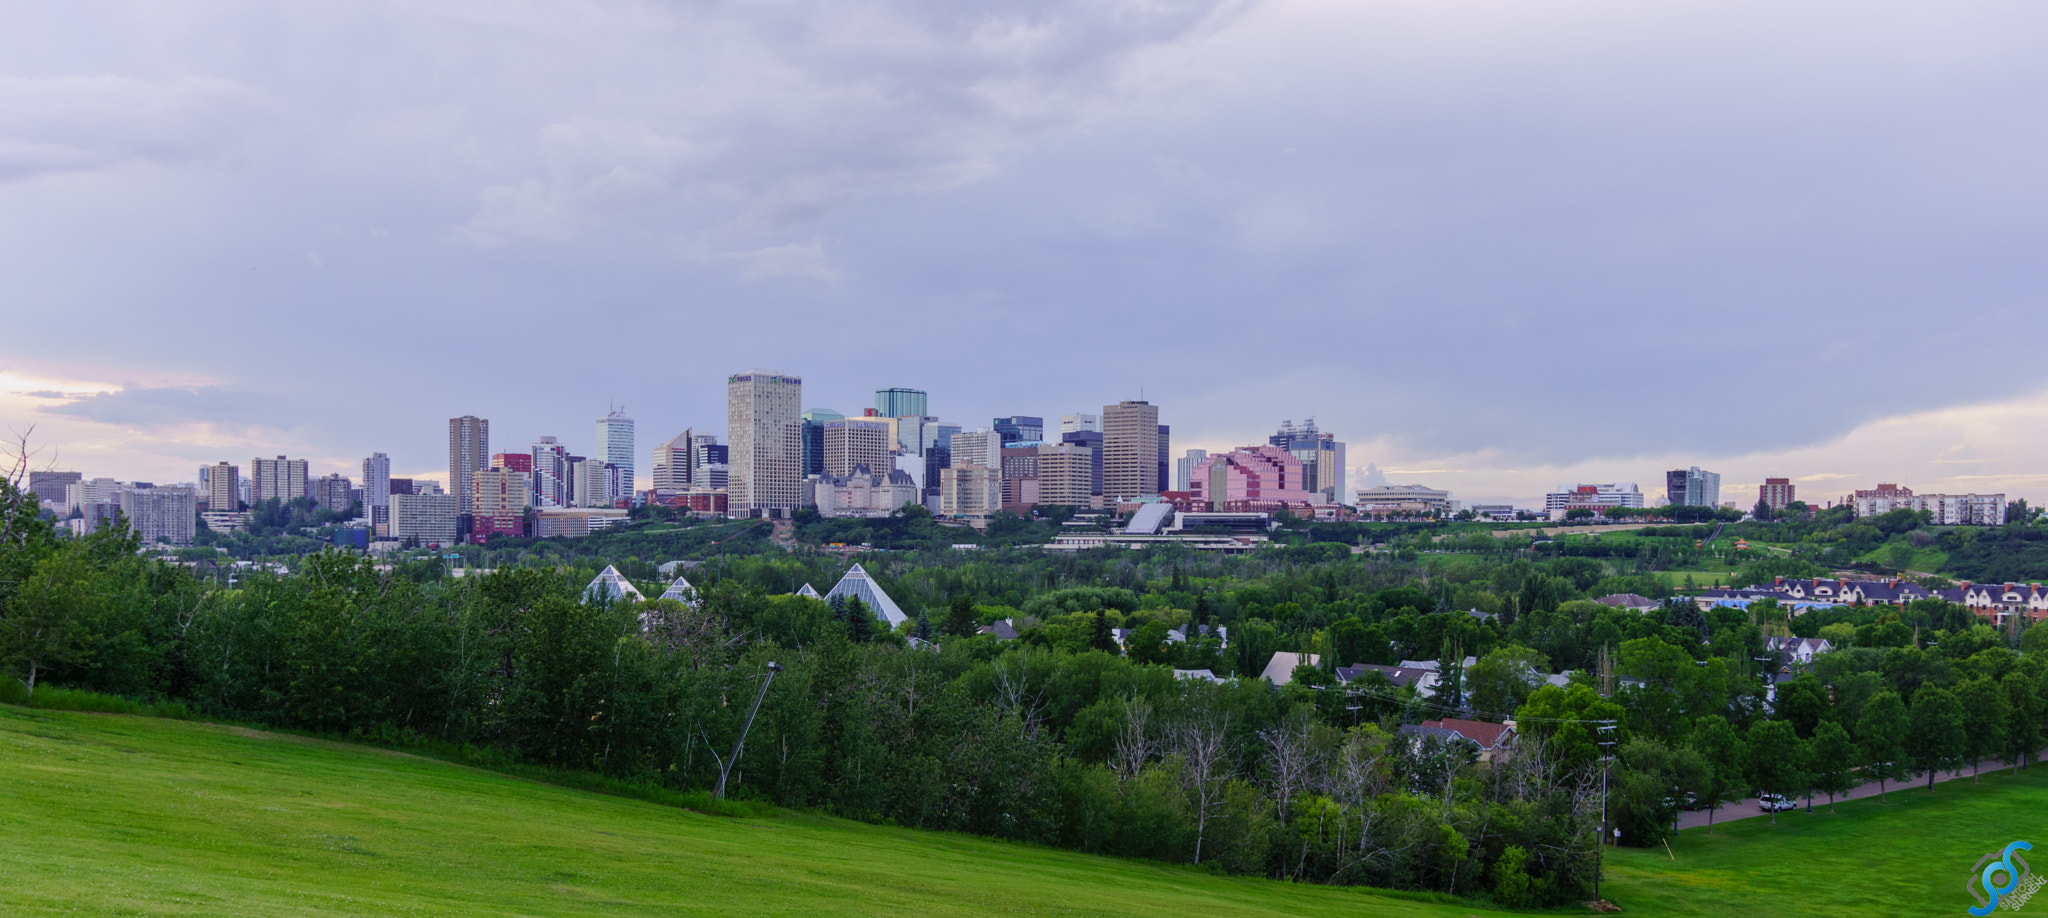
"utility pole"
714,661,784,800
1595,720,1618,903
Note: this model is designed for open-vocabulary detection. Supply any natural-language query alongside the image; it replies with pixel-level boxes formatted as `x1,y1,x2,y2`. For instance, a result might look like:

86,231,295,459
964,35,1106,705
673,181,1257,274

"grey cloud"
454,0,1242,245
0,76,286,182
42,385,280,428
6,2,2048,494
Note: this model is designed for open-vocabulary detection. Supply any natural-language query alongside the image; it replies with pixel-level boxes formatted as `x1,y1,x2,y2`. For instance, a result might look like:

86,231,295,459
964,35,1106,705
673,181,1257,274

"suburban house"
1261,651,1321,685
1401,718,1517,762
1594,593,1660,613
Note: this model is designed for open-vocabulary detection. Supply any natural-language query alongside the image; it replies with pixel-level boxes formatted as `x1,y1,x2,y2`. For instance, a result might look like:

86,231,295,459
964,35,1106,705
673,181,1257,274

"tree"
1434,640,1465,714
1956,677,2010,782
0,544,93,699
911,611,933,642
941,594,979,637
2003,671,2043,776
1808,720,1859,813
1745,720,1805,825
1858,691,1912,802
1467,644,1548,719
842,596,875,643
1752,499,1773,522
1689,715,1747,835
1906,686,1967,792
1089,610,1118,653
1171,712,1233,866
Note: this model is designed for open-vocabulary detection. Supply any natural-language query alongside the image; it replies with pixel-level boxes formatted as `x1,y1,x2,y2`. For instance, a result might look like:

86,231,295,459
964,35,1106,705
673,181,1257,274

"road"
1676,759,2022,830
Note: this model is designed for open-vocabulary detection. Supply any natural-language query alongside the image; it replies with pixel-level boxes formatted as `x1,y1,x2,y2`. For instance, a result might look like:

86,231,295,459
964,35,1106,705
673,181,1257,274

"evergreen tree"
941,593,977,637
1808,719,1859,813
843,596,874,643
1956,677,2009,782
1858,691,1912,802
1090,610,1118,654
912,610,932,642
1907,685,1967,792
1689,715,1746,835
1435,640,1464,714
1745,720,1805,824
2004,671,2043,775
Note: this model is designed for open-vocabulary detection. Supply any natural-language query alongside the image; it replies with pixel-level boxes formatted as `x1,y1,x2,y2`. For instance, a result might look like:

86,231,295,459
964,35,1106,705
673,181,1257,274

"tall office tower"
530,436,568,507
801,409,844,477
1102,400,1161,501
1175,449,1208,492
727,369,803,513
575,459,615,508
206,461,241,513
874,388,928,419
1665,467,1723,508
1059,413,1100,436
26,470,82,506
1157,425,1170,499
692,435,726,468
652,429,694,492
597,406,635,501
1060,428,1104,499
993,416,1043,446
824,418,892,478
249,456,310,504
950,428,1000,470
448,415,489,517
312,474,354,513
1036,442,1096,507
1269,419,1345,503
361,453,390,533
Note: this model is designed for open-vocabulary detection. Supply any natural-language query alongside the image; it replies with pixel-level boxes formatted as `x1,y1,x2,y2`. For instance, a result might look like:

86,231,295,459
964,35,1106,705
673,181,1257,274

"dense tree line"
11,467,2048,907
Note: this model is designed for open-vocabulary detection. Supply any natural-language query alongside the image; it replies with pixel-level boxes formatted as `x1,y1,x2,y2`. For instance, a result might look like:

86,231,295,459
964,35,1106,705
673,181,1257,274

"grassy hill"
0,706,1504,918
4,704,2041,917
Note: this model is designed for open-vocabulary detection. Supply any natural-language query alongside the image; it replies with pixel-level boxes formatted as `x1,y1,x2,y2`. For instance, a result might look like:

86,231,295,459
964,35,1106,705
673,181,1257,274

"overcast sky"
6,1,2048,507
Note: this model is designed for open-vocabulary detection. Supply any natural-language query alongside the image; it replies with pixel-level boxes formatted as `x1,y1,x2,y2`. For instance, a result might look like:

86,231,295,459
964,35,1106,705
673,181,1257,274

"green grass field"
0,706,1508,918
1604,766,2048,916
5,704,2043,917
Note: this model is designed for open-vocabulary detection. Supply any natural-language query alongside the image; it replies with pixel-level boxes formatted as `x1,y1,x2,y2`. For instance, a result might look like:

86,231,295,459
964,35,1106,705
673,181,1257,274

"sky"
5,1,2048,508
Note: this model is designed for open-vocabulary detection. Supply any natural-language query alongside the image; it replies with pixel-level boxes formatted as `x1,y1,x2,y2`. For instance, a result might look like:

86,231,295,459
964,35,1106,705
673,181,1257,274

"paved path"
1677,759,2022,831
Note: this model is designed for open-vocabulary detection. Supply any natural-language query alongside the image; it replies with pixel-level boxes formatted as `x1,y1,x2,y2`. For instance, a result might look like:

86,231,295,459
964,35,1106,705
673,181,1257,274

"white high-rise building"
1174,449,1208,492
362,453,391,535
531,436,568,508
727,369,802,514
1059,413,1101,436
951,428,1000,470
597,407,635,500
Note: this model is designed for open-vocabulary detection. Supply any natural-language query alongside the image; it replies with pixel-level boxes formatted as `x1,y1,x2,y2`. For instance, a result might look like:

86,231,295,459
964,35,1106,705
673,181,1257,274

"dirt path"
1677,758,2021,830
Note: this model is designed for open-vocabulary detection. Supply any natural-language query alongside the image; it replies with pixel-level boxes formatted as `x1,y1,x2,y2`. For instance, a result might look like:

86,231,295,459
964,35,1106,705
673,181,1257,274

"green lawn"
7,705,2042,917
0,706,1507,918
1604,765,2048,916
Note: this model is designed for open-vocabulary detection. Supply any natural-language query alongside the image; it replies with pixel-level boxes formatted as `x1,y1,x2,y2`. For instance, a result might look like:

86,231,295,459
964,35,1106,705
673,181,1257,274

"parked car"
1758,794,1796,812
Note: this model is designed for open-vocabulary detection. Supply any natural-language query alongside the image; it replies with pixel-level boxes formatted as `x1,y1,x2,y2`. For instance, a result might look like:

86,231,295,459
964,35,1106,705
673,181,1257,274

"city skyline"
7,4,2048,506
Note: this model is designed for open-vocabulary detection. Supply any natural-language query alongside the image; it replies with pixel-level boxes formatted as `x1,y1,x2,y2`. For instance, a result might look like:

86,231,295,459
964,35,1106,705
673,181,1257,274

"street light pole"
714,661,783,800
1595,720,1617,903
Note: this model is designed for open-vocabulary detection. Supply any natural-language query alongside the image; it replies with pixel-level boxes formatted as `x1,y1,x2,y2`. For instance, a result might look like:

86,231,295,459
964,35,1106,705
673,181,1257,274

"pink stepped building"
1188,446,1324,510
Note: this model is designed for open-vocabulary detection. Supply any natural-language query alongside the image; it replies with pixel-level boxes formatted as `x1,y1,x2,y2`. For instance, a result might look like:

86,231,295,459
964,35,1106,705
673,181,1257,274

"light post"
1595,719,1618,902
714,661,784,800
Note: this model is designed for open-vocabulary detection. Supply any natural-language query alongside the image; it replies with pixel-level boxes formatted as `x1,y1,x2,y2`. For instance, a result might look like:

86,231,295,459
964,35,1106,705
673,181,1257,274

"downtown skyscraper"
597,406,635,502
1102,400,1161,501
727,370,802,514
448,415,488,518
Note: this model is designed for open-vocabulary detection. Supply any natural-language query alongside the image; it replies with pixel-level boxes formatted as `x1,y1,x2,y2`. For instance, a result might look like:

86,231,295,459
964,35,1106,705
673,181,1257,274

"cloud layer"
4,1,2047,503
